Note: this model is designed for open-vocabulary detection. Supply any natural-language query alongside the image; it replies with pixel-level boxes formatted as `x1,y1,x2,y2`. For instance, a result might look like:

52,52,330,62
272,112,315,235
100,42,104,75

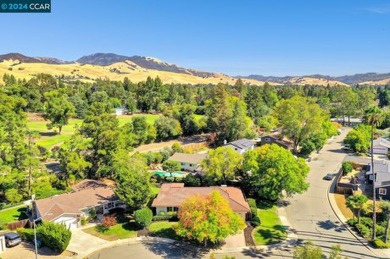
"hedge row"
247,198,261,227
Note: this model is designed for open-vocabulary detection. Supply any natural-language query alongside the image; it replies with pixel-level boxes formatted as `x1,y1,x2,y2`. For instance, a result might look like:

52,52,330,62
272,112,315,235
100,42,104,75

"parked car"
4,232,22,247
323,173,334,181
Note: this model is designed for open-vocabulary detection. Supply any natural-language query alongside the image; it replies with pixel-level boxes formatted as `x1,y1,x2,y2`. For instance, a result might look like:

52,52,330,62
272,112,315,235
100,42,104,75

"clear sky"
1,0,390,76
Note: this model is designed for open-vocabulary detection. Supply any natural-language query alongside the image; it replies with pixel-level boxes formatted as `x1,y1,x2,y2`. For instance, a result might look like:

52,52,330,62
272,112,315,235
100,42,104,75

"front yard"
83,222,140,241
149,221,178,240
253,201,287,245
0,205,27,225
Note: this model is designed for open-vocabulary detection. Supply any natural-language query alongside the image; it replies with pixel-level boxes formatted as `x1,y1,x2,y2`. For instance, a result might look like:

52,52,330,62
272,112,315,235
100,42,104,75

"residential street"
283,128,380,259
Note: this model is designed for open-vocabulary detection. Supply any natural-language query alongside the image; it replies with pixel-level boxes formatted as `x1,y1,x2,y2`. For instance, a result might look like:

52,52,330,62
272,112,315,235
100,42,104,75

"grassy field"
83,222,140,241
253,201,287,245
0,205,27,224
149,221,178,240
27,114,160,149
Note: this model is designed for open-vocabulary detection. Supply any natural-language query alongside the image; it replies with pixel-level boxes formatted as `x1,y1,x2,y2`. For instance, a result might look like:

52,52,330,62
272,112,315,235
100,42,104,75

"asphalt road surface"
283,128,380,259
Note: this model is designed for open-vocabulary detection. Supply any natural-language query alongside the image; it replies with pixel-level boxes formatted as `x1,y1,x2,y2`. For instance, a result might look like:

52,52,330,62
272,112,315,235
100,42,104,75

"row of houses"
32,180,251,229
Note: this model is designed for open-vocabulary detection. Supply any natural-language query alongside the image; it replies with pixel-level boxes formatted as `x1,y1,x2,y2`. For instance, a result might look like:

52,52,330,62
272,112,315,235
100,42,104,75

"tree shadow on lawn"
256,200,274,210
256,225,287,245
150,226,179,240
17,207,28,220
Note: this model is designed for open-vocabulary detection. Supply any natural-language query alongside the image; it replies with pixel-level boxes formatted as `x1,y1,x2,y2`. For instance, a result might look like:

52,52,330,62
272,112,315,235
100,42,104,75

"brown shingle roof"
152,183,250,213
168,153,207,165
35,180,117,221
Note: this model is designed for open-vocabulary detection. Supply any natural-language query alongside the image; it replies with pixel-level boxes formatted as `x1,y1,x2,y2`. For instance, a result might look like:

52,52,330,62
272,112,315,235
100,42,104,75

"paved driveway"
284,128,383,258
67,227,108,257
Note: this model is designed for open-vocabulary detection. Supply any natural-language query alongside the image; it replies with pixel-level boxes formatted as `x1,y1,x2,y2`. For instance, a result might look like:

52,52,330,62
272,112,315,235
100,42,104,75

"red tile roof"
152,183,250,213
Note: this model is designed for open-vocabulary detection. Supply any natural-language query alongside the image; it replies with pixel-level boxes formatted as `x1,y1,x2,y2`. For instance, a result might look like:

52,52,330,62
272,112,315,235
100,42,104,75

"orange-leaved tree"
174,190,246,247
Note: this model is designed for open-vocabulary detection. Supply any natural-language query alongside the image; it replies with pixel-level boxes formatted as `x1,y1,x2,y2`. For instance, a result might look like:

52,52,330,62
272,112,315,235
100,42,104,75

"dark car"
324,173,334,181
4,232,22,247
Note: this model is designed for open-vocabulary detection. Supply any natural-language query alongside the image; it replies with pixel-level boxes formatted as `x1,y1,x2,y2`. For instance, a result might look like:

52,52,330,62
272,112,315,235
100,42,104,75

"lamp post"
33,217,41,259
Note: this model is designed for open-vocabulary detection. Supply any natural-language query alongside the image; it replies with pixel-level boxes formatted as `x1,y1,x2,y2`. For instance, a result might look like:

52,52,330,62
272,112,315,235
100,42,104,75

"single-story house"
168,153,207,172
260,131,293,151
33,180,125,229
114,107,126,116
372,137,390,156
366,160,390,200
224,138,256,155
331,117,362,126
151,183,251,220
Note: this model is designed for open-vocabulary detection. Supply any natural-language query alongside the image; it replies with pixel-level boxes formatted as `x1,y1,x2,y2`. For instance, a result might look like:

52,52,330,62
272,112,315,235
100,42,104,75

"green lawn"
0,205,28,224
149,221,178,240
253,201,287,245
27,114,160,149
83,222,140,241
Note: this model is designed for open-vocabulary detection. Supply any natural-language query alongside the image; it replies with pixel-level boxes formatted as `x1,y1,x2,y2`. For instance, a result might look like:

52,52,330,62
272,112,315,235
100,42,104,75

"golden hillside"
0,59,270,85
286,77,348,86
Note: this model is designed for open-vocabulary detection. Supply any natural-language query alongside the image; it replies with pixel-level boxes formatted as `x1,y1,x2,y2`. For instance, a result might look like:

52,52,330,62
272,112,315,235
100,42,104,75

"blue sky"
1,0,390,76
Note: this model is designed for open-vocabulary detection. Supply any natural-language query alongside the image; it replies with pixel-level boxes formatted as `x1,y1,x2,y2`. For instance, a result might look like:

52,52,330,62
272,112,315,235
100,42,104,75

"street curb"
326,175,384,258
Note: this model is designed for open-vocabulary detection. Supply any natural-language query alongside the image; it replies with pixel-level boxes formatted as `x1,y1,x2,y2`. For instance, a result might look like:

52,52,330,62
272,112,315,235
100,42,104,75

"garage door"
54,216,78,229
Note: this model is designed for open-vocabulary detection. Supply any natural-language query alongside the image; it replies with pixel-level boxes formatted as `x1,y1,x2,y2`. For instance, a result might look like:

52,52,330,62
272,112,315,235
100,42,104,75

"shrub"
247,198,258,217
152,213,178,221
183,174,201,187
36,222,72,252
81,217,87,226
342,162,353,174
101,214,117,228
371,239,390,248
355,223,371,239
17,228,35,242
172,143,184,153
134,208,153,228
251,215,261,227
5,188,23,203
347,218,357,226
89,208,97,221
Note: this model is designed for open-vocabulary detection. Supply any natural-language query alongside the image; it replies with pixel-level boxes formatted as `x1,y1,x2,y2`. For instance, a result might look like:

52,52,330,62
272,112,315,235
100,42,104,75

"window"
379,188,387,195
167,207,176,212
265,138,270,142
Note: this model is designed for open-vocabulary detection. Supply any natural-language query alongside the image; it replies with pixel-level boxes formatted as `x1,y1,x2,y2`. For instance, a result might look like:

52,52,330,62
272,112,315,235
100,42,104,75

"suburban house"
331,116,362,126
167,152,207,173
32,180,125,229
366,160,390,200
260,131,293,151
151,183,251,220
224,138,256,155
372,137,390,156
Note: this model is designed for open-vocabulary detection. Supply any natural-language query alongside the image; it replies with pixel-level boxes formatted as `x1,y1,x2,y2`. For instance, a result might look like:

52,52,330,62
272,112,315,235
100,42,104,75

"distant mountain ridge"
76,53,216,78
242,73,390,86
1,52,390,85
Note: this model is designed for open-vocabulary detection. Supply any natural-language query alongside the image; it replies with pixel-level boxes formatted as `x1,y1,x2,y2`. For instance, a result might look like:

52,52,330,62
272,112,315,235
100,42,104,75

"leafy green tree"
346,194,368,224
162,160,181,173
175,191,246,247
202,147,243,184
5,188,23,203
293,241,324,259
43,90,75,134
154,116,182,141
329,245,347,259
274,96,327,154
343,125,371,153
342,162,353,174
134,208,153,228
59,133,91,184
113,151,152,211
206,84,254,144
243,144,309,200
80,102,119,178
132,116,155,145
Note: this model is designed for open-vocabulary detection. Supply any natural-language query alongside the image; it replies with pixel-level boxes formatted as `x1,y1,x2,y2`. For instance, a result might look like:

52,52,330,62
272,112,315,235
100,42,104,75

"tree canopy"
174,190,246,246
243,144,310,200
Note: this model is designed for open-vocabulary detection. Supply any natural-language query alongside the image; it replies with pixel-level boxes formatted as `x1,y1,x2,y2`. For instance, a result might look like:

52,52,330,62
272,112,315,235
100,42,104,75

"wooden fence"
7,219,31,230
